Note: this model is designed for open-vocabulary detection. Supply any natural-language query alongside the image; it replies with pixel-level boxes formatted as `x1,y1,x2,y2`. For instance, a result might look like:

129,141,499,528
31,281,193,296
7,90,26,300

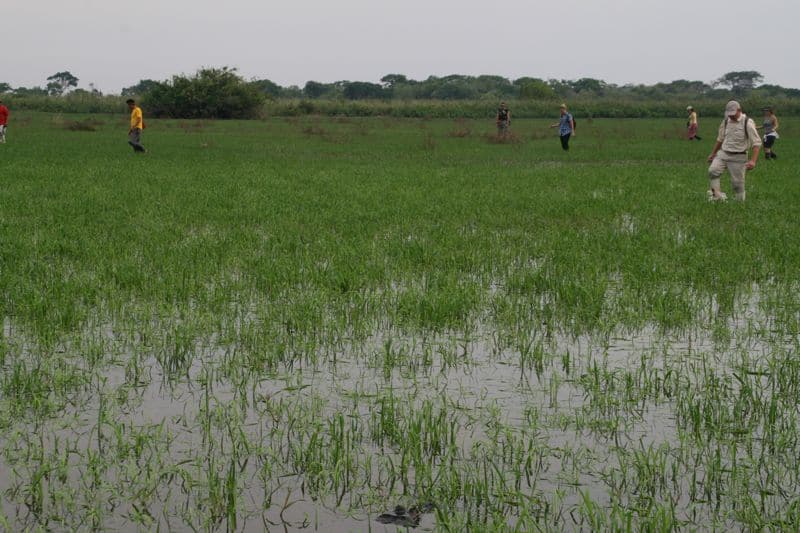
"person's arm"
507,111,510,125
570,116,575,136
708,120,726,162
747,145,760,169
773,116,779,131
707,140,723,162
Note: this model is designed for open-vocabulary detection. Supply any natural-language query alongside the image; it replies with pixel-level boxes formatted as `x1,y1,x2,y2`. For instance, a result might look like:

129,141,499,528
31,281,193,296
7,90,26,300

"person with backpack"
126,98,146,153
496,102,510,137
757,107,779,160
549,103,575,151
706,100,761,201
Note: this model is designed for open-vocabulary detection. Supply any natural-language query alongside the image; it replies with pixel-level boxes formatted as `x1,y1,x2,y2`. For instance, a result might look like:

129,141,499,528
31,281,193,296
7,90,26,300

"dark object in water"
376,502,435,528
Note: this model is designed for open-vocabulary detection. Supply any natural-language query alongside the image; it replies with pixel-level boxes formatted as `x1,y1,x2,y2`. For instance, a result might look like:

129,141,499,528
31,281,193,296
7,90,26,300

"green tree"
303,81,329,99
515,77,555,99
143,67,265,119
570,78,608,95
657,79,711,95
250,79,283,98
0,82,11,93
46,71,79,96
547,79,574,98
342,81,386,100
14,86,48,96
122,79,161,97
714,71,764,96
380,74,409,89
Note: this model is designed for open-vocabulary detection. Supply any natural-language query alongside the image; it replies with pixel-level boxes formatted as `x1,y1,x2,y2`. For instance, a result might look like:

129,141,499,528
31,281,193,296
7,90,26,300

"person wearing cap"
686,106,701,141
756,107,779,160
549,103,575,151
496,102,510,137
0,100,9,144
706,100,761,201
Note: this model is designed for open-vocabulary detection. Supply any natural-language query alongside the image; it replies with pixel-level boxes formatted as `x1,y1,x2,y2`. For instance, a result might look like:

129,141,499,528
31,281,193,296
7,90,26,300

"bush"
143,67,265,119
5,94,125,114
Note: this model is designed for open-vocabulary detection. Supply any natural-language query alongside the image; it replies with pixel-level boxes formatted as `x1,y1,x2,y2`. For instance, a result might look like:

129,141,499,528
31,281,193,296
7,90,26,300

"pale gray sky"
5,0,799,93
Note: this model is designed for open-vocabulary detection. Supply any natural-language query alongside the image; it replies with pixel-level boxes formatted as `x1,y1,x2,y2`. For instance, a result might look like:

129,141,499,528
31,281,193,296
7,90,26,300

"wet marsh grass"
0,112,799,530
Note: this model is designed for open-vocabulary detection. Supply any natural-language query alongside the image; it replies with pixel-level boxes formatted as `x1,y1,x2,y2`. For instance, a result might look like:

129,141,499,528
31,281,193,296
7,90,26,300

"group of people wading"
694,101,780,201
494,100,782,203
0,96,784,203
496,102,575,151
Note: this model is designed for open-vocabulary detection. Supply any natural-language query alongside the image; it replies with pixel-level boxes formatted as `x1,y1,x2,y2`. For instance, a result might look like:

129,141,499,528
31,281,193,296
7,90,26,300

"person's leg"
0,125,5,143
728,156,747,201
707,155,728,199
560,134,570,151
128,129,145,152
763,135,773,158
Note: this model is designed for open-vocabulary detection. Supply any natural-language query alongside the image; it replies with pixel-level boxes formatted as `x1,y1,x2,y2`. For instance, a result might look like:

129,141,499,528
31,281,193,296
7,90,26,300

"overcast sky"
5,0,799,94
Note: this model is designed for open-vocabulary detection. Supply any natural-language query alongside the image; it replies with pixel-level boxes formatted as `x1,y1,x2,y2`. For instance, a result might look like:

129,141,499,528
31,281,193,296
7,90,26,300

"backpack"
723,115,751,140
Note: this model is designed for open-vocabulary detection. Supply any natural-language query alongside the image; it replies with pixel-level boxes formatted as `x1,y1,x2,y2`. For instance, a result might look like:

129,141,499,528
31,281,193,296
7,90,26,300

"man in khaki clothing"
707,100,761,201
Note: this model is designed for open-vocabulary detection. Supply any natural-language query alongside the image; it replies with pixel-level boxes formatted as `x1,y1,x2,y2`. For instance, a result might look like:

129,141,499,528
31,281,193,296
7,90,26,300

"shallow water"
2,283,796,531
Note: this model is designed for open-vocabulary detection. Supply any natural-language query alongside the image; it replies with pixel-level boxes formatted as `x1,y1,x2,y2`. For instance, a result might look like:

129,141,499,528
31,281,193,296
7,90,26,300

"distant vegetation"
2,69,799,118
138,67,265,119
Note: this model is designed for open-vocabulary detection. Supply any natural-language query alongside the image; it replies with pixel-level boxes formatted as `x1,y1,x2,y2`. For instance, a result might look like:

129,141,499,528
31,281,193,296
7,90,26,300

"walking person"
707,101,761,201
0,99,9,144
496,102,510,137
126,98,146,153
686,106,701,141
757,107,779,159
549,103,575,151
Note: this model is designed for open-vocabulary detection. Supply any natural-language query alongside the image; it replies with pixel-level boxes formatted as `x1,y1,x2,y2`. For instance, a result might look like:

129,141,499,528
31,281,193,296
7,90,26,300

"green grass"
0,112,798,531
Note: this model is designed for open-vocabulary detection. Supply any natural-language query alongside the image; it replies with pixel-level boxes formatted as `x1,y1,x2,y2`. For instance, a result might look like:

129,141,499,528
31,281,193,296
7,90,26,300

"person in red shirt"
0,100,9,143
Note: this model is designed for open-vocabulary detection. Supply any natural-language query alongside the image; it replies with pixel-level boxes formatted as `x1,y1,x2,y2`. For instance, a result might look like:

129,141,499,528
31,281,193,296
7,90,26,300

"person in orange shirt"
0,100,9,144
126,98,146,153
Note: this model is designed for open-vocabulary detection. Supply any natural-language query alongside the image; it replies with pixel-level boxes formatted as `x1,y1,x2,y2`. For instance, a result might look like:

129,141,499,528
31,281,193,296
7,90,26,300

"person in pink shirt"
0,100,9,143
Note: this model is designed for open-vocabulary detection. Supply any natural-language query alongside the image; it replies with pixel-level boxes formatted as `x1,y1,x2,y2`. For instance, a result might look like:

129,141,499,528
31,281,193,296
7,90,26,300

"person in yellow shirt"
686,106,701,141
126,98,146,153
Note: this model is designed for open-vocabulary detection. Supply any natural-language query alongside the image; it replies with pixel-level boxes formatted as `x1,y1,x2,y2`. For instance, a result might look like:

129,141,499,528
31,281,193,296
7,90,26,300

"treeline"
261,97,800,119
3,68,799,118
245,71,800,103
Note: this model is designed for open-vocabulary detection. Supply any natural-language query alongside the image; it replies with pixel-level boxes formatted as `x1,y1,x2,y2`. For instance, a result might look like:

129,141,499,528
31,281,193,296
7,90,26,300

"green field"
1,112,798,531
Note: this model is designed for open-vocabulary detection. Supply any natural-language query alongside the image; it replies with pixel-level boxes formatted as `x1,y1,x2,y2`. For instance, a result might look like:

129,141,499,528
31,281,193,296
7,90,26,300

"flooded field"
0,114,798,531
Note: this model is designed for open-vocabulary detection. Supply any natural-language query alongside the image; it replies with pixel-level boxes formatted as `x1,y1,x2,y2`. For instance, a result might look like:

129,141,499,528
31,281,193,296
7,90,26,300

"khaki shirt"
716,114,761,152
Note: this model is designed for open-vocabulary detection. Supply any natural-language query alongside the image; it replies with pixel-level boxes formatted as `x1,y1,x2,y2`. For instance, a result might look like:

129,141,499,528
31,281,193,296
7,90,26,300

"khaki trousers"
708,151,747,200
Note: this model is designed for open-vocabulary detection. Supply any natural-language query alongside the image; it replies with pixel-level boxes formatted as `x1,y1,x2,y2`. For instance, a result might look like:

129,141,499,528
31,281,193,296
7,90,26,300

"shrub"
143,67,265,119
64,118,104,131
